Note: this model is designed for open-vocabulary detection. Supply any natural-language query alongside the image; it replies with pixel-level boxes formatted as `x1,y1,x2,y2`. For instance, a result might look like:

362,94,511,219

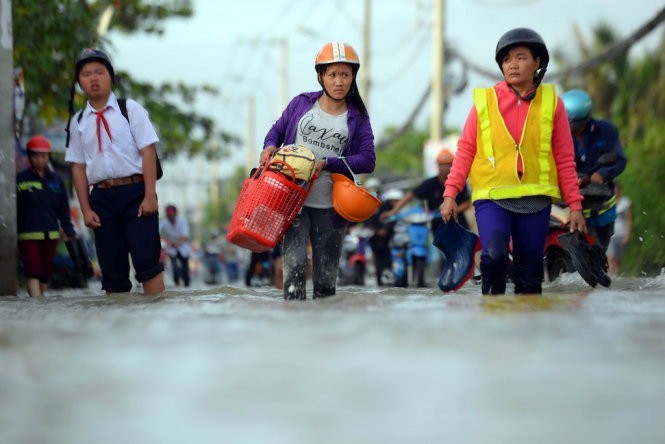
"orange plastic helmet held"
330,173,381,223
436,148,454,165
315,42,360,68
26,135,52,153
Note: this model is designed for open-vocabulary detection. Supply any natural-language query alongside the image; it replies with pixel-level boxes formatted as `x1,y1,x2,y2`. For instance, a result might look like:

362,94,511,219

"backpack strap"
117,98,129,121
116,98,163,179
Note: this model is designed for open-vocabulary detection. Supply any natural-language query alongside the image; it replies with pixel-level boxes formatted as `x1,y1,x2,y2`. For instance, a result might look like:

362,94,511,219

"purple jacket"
263,91,376,177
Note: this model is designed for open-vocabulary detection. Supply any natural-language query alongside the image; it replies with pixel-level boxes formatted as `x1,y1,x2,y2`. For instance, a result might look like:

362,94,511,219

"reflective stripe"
17,181,43,191
474,88,495,166
332,41,344,60
537,85,556,187
583,194,618,218
477,183,561,201
18,231,61,241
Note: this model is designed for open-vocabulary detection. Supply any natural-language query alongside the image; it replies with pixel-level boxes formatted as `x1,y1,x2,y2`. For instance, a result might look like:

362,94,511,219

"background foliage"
13,0,240,159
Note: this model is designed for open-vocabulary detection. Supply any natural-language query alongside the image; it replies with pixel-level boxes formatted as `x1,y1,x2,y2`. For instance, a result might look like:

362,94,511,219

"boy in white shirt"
65,48,164,294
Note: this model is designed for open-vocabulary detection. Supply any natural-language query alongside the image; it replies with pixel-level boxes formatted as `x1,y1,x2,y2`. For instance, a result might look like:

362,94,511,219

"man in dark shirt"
381,149,471,235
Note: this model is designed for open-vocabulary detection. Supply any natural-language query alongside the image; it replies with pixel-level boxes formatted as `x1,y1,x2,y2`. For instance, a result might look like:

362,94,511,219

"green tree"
13,0,240,159
200,166,248,232
374,126,430,180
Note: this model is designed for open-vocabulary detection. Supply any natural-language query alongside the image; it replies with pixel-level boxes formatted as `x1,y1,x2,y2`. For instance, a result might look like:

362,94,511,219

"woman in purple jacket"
260,41,376,300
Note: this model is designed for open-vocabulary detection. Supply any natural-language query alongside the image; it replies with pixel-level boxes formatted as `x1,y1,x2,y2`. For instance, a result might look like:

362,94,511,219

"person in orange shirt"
440,28,585,295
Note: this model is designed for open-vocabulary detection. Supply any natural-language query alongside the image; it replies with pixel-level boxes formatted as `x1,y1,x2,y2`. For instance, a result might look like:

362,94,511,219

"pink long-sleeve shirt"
444,81,583,212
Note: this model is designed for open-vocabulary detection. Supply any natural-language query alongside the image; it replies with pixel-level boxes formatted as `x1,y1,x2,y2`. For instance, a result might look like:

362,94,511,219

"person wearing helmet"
364,176,382,197
561,88,627,252
366,187,402,286
65,48,164,295
159,205,192,287
16,135,78,297
441,28,585,295
258,41,375,300
381,149,471,236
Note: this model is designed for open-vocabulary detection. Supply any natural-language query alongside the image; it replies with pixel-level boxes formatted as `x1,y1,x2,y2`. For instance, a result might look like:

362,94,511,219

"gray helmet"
75,48,115,83
495,28,549,82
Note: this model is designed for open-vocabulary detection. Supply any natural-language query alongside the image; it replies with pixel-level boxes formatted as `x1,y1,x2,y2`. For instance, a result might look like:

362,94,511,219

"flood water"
2,273,665,444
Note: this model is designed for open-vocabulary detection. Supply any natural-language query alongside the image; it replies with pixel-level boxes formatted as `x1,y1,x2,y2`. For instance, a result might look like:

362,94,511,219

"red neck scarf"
94,106,112,152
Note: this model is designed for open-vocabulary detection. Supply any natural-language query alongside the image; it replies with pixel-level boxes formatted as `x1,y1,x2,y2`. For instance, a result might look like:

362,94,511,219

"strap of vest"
537,84,556,186
474,88,495,167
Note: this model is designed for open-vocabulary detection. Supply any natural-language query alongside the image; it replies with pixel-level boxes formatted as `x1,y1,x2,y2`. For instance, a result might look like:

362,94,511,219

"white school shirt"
65,92,159,185
160,215,192,258
612,196,632,241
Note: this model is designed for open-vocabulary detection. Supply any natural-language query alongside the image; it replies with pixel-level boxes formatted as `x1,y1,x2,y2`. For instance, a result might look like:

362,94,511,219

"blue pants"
474,200,551,295
90,183,164,293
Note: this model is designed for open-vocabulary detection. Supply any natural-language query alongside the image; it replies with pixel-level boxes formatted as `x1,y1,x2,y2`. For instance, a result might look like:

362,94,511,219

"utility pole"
246,96,256,171
280,40,289,111
0,0,16,296
359,0,372,104
429,0,445,141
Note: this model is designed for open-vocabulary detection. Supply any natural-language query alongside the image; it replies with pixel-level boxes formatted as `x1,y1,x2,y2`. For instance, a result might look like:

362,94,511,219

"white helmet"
383,188,404,201
365,177,382,190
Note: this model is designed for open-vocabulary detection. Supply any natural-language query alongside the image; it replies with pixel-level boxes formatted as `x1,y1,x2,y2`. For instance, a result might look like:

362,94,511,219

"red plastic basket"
226,161,313,252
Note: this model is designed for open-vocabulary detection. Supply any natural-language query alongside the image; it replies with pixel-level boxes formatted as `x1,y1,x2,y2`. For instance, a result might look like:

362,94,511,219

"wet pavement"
1,273,664,444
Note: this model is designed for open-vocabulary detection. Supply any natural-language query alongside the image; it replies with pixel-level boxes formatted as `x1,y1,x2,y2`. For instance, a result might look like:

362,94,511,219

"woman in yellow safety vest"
440,28,586,295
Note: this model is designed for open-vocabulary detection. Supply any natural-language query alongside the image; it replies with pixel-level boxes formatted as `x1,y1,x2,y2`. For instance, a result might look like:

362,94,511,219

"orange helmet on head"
436,148,454,165
315,42,360,71
330,173,380,223
26,135,52,153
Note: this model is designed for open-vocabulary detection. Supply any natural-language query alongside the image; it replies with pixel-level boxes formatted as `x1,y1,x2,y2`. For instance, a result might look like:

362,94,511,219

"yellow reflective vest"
469,84,561,202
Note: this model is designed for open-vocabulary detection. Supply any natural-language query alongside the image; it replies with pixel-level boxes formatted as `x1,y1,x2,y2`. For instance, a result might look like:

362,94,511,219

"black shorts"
90,183,164,292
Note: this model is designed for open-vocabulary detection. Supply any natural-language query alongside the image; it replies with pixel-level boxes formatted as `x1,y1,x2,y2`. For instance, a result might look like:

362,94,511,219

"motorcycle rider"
367,188,403,286
561,89,628,252
381,149,471,236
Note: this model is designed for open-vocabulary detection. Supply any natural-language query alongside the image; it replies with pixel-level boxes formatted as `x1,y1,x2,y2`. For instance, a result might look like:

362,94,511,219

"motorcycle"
338,225,374,286
543,152,617,285
382,208,432,288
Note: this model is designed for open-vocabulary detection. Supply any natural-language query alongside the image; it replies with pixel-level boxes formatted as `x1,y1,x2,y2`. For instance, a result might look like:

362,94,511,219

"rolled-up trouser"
474,200,551,295
281,206,346,300
90,183,164,293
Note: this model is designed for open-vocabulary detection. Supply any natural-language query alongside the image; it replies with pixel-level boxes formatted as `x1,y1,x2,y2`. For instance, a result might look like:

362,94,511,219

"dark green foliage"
13,0,240,159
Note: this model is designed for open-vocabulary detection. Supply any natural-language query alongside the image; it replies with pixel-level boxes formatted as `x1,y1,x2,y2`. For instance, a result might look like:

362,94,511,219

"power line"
376,5,665,149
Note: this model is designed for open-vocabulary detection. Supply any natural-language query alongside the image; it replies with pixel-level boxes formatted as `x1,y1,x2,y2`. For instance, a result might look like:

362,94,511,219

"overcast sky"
109,0,664,215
